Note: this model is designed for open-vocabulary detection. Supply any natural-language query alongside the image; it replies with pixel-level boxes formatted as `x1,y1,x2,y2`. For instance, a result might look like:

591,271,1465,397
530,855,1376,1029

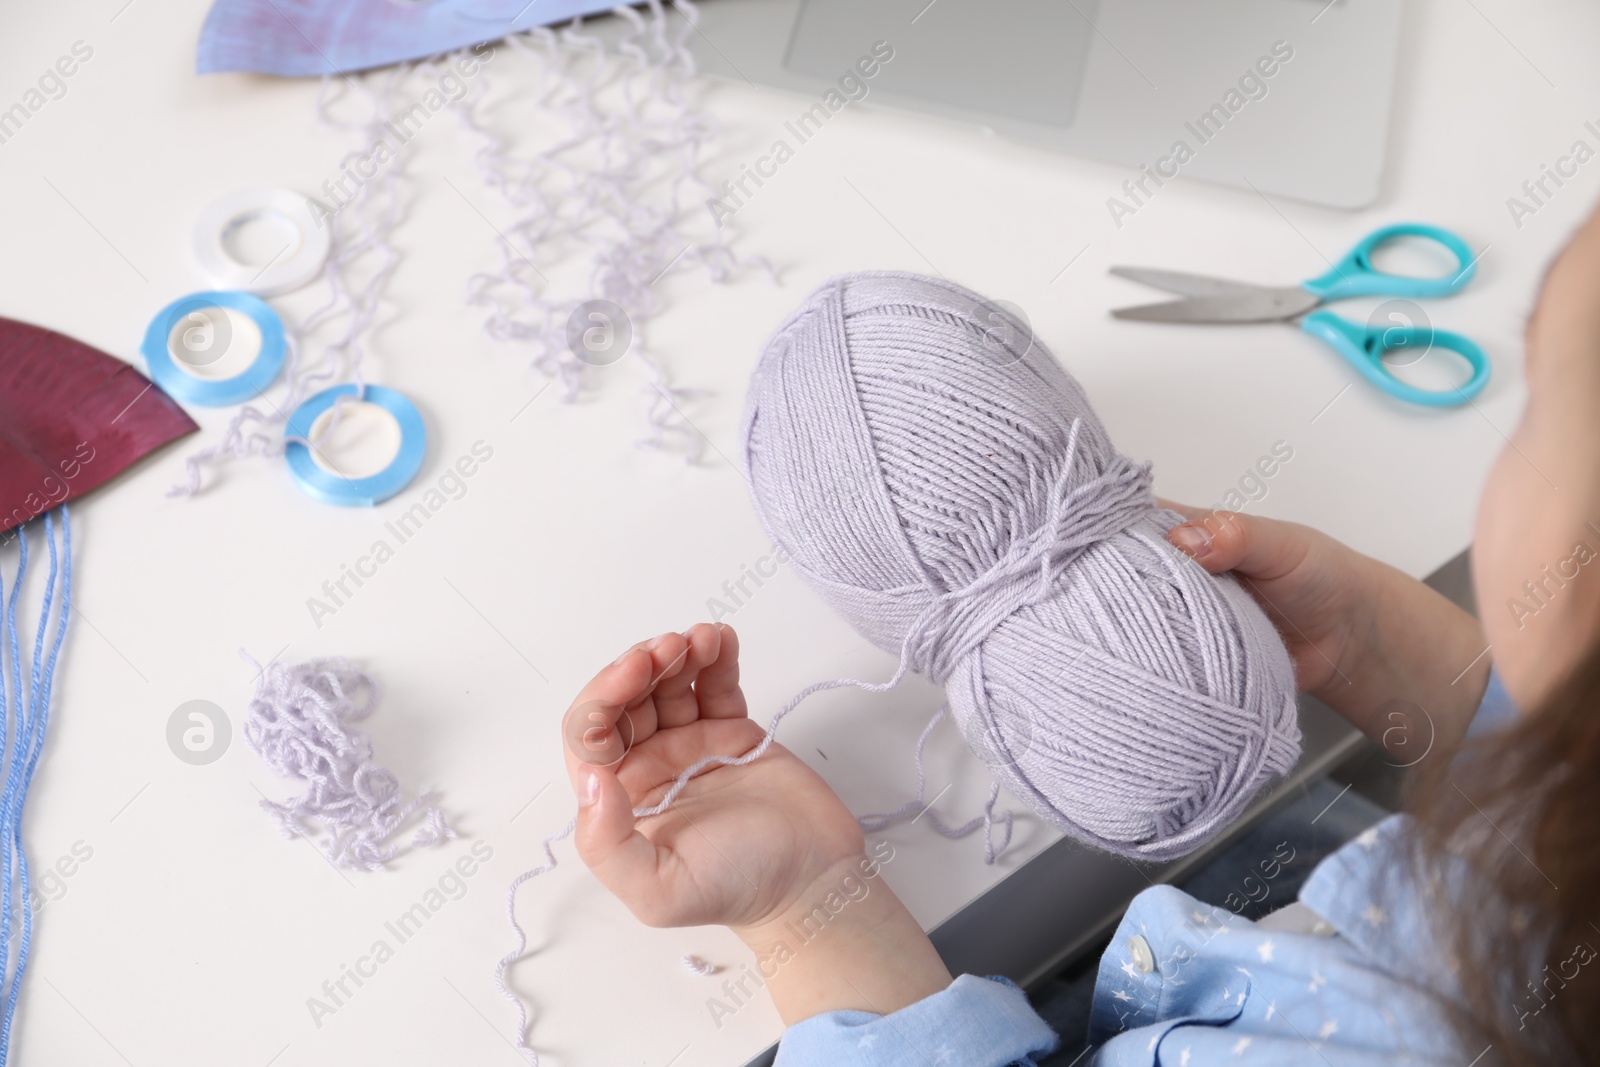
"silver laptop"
658,0,1404,209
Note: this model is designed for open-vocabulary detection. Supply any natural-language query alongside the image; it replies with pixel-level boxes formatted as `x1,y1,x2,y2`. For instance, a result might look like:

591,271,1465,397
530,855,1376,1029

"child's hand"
1161,502,1490,753
562,623,866,937
561,622,955,1026
1162,502,1374,695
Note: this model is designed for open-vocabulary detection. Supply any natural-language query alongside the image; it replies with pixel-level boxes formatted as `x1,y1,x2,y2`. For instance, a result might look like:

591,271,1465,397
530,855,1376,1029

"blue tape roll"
283,385,426,507
140,290,286,407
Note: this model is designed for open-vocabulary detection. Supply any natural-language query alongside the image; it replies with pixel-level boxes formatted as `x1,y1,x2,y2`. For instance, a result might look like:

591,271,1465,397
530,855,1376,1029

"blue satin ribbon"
197,0,624,77
284,384,427,507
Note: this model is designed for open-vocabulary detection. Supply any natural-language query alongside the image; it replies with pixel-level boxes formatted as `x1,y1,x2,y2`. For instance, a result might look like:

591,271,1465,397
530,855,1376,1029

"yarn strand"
0,507,72,1064
496,818,576,1065
856,706,1016,865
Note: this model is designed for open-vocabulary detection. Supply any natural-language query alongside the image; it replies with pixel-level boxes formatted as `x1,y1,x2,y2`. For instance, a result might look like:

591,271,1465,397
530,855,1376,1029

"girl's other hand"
1161,502,1490,754
561,623,867,937
1161,502,1375,696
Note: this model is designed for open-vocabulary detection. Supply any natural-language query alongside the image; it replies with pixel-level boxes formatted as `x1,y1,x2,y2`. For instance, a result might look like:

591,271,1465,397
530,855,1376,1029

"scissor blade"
1109,266,1266,298
1111,286,1321,324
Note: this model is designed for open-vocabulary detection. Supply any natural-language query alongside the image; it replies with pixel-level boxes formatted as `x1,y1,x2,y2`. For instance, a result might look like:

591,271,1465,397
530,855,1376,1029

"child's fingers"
567,641,656,713
692,624,748,720
572,763,661,896
621,632,691,740
1159,498,1247,574
643,631,691,690
652,625,721,728
561,645,661,778
616,715,767,801
1165,508,1308,583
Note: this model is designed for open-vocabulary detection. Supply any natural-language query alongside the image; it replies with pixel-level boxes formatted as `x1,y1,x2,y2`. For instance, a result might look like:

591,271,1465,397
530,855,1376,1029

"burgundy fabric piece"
0,317,197,533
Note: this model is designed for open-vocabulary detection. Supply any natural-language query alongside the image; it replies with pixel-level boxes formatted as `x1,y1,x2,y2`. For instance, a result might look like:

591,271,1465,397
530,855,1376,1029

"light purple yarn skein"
739,272,1301,862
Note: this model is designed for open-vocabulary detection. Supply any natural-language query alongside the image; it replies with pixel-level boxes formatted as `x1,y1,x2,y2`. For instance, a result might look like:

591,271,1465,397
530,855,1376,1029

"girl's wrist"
732,852,953,1026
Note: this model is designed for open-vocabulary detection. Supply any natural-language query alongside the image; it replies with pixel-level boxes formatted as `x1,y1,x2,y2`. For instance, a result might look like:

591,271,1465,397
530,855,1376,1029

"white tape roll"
191,188,331,297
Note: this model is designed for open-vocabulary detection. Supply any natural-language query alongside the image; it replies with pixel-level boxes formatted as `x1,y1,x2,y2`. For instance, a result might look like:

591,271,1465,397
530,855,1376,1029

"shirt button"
1128,935,1155,974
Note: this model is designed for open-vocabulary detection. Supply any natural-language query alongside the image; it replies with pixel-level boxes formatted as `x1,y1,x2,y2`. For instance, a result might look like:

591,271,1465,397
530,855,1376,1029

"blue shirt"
775,671,1518,1066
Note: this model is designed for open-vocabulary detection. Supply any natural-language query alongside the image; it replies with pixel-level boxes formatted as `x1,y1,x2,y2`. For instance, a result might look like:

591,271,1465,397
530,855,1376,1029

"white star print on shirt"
1256,940,1276,963
1318,1019,1340,1039
1363,903,1388,926
934,1045,955,1063
1309,971,1327,993
1179,1047,1192,1066
1355,826,1380,849
1112,989,1134,1003
1232,1037,1253,1054
858,1034,877,1049
1121,959,1140,980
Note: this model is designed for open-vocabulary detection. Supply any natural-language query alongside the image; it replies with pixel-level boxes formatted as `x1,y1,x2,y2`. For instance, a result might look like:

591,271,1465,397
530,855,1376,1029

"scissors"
1110,223,1489,408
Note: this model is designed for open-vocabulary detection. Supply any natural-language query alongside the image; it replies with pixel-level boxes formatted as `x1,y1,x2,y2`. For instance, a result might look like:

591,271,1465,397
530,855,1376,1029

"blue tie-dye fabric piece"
197,0,625,77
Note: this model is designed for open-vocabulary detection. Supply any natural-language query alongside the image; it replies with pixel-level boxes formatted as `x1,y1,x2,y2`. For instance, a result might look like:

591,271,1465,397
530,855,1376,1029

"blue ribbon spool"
283,384,426,507
140,290,286,407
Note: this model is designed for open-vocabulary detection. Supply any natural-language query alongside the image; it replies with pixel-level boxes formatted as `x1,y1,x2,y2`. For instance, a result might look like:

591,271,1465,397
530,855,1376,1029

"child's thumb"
573,765,646,879
1165,507,1297,581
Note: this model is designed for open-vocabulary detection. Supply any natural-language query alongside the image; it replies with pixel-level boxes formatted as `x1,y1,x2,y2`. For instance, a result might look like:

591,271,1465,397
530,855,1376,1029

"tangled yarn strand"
456,1,774,456
243,657,453,870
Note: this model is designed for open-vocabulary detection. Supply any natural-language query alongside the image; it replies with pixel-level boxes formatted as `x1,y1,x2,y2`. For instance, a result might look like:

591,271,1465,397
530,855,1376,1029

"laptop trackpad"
784,0,1096,130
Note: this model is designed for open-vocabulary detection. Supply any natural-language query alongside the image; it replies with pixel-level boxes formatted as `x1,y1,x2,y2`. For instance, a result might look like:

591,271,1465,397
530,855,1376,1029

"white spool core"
166,305,263,382
221,209,302,267
192,188,331,297
307,401,404,479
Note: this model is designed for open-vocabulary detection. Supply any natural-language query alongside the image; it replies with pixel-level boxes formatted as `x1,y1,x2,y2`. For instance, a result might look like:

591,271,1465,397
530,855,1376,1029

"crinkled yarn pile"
244,657,453,869
738,272,1301,861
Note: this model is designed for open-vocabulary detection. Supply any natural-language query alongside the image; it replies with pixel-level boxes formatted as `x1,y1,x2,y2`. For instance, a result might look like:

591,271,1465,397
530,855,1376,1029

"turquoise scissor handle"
1301,223,1477,301
1300,310,1490,408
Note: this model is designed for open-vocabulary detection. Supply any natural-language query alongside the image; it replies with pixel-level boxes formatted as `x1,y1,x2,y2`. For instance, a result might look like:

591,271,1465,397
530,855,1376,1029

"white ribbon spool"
191,188,331,298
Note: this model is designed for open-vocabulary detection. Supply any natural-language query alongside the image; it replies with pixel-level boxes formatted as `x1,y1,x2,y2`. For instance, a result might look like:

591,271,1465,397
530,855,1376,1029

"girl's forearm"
1315,554,1492,756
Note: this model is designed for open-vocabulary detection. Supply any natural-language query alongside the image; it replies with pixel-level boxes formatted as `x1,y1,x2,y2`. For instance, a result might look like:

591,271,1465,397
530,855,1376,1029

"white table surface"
2,2,1596,1065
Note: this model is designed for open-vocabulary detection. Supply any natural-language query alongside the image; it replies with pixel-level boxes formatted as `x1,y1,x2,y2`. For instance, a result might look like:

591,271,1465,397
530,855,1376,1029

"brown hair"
1406,644,1600,1065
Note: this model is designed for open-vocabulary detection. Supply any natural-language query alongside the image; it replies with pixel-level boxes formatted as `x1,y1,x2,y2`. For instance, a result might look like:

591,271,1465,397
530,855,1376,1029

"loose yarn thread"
855,706,1015,865
243,656,453,870
495,818,575,1065
0,508,71,1064
740,272,1303,862
454,1,775,457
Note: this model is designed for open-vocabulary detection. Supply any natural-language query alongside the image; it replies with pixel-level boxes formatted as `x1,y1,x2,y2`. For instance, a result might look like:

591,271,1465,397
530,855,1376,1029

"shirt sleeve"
773,974,1059,1067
